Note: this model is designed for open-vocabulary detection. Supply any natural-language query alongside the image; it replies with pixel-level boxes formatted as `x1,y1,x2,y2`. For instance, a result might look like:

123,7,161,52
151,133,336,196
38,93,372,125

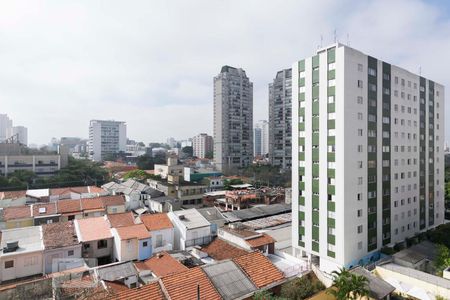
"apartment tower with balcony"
269,69,293,170
213,66,253,172
88,120,127,162
291,43,445,273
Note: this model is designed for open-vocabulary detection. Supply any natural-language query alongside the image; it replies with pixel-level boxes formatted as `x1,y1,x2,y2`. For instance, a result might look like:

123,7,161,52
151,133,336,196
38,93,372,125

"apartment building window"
368,67,376,76
328,96,335,103
357,161,363,168
328,79,336,87
68,250,74,256
357,96,363,104
357,80,363,88
328,63,336,70
357,209,363,217
358,177,363,185
4,260,14,269
358,241,363,250
357,145,363,152
369,83,376,92
358,64,363,71
97,240,108,249
369,130,377,137
357,113,363,120
299,71,305,78
383,88,390,95
357,193,362,201
358,129,363,136
357,225,363,234
368,114,376,122
395,76,399,84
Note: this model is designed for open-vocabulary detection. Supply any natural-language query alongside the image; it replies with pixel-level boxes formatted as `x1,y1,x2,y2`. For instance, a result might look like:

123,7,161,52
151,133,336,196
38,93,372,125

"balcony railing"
185,236,212,248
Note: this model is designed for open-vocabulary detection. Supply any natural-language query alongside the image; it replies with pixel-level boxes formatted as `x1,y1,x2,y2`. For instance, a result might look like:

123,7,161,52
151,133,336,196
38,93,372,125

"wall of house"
106,205,126,214
147,200,164,213
218,229,251,250
83,211,105,218
34,216,61,226
43,245,82,274
138,238,152,260
150,228,174,253
0,251,43,282
82,238,113,259
60,213,83,222
6,218,33,229
120,239,138,262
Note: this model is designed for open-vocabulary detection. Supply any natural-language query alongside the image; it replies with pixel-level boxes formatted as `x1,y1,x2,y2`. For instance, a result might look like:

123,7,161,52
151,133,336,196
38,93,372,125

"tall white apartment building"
254,120,269,157
12,126,28,146
292,43,445,273
214,66,253,172
269,69,292,169
192,133,213,159
0,114,13,142
88,120,126,161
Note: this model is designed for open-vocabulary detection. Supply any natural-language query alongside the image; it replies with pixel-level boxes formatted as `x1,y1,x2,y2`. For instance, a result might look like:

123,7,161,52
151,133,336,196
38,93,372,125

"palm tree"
327,268,369,300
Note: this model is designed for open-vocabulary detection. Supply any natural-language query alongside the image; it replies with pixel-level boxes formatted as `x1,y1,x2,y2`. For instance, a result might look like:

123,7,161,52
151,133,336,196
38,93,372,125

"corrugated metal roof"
223,204,291,222
96,261,137,281
202,260,256,300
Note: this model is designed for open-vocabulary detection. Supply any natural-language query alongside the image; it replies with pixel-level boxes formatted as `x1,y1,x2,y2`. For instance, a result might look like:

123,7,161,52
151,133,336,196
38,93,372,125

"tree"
223,178,244,190
181,146,193,158
434,244,450,275
280,273,325,300
253,290,286,300
327,268,369,300
123,169,152,182
136,154,155,170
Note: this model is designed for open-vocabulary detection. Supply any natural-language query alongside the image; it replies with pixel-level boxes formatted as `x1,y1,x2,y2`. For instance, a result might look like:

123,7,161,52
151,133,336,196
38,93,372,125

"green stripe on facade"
367,56,378,252
382,62,391,245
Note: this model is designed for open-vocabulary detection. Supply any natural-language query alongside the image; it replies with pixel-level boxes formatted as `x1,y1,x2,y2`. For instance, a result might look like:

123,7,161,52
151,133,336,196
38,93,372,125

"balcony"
184,236,212,248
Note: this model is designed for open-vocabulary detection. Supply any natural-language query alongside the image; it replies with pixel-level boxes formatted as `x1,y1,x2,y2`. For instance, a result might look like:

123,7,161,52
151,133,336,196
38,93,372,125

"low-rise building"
168,209,212,250
112,224,152,262
94,261,139,289
134,251,188,278
140,213,174,253
42,221,82,274
74,217,113,265
197,206,227,236
102,179,153,210
0,226,44,282
218,223,276,255
32,203,60,225
1,205,33,229
154,157,184,179
106,212,136,228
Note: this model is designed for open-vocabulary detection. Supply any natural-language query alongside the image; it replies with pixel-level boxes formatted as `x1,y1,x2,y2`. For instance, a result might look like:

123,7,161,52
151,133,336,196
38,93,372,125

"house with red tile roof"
49,186,108,201
42,221,82,274
218,224,276,254
2,205,33,229
113,280,164,300
201,238,249,261
74,217,113,264
111,224,152,262
106,212,135,228
32,202,60,226
140,213,174,253
0,190,28,208
160,267,221,300
57,199,83,222
134,251,188,277
233,251,285,289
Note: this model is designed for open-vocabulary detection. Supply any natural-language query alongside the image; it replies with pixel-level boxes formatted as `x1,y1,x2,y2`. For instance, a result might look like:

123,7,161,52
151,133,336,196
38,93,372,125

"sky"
1,0,450,145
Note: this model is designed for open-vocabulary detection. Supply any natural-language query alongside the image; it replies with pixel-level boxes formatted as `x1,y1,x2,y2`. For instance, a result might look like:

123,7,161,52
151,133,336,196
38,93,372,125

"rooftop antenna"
320,35,323,48
347,33,350,46
334,29,337,43
419,66,422,76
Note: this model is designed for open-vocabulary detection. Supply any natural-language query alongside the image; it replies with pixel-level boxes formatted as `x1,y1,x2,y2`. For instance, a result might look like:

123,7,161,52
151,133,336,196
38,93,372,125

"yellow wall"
6,218,33,229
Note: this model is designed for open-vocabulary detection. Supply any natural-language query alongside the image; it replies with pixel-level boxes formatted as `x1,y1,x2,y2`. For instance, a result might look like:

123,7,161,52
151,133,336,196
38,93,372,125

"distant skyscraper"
88,120,127,161
214,66,253,171
0,114,13,142
292,43,445,273
12,126,28,146
192,133,213,158
254,120,269,157
269,68,292,170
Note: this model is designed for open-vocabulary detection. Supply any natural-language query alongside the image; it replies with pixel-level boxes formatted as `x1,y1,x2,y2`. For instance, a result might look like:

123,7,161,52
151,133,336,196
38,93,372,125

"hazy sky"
1,0,450,145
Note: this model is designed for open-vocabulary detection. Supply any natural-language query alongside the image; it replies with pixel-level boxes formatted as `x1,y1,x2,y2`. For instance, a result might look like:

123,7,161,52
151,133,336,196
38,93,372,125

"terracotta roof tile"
3,205,32,221
75,217,112,242
0,190,27,200
42,221,79,249
107,212,135,228
141,213,173,231
135,252,188,277
115,224,150,240
50,186,103,196
114,281,164,300
32,202,58,217
101,195,125,207
80,197,104,211
233,251,284,288
202,238,249,261
246,233,276,248
161,267,221,300
57,199,82,214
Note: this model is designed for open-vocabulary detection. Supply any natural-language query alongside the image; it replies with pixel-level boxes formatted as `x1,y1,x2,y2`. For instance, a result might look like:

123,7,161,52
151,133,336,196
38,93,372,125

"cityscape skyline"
2,0,450,145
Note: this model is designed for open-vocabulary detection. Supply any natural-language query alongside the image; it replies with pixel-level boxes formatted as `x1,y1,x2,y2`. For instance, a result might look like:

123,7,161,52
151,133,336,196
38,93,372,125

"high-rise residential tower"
0,114,13,142
254,120,269,157
269,68,292,170
214,66,253,172
192,133,213,158
12,126,28,146
88,120,127,161
292,43,445,273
